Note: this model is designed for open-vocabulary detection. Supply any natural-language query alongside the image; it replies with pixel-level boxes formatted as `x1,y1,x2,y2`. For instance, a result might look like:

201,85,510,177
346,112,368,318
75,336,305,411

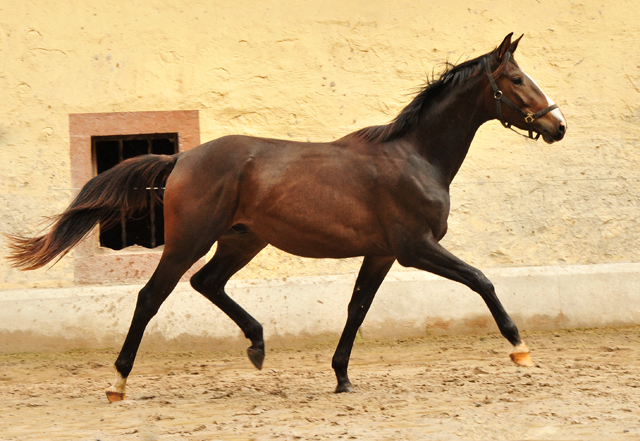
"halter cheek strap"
483,57,558,140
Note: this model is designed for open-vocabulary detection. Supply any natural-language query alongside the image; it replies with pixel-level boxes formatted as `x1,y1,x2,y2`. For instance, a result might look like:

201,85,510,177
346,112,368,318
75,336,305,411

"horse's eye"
512,77,523,86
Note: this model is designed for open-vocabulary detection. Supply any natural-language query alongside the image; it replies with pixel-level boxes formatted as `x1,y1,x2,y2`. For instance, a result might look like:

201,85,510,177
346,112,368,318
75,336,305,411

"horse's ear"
496,33,514,62
509,34,524,54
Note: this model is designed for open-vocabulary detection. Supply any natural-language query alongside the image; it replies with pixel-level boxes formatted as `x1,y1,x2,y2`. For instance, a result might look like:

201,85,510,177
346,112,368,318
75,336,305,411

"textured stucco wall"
1,0,639,289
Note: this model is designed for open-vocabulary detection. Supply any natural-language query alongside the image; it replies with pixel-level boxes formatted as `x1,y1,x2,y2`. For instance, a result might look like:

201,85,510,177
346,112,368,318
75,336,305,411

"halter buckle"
524,113,535,124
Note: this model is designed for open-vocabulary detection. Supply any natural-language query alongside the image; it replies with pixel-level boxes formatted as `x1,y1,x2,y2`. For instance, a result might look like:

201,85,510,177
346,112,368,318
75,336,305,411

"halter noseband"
483,56,558,140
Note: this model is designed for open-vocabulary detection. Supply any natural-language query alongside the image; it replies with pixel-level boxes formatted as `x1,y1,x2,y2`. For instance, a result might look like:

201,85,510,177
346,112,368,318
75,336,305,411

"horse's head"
485,33,567,144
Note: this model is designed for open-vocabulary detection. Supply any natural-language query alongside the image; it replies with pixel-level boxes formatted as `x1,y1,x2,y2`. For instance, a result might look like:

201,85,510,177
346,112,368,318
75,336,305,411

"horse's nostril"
558,122,566,134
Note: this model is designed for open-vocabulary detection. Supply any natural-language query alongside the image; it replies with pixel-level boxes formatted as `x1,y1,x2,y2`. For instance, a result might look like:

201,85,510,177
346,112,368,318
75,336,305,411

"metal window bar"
118,139,126,248
116,138,156,248
148,138,156,248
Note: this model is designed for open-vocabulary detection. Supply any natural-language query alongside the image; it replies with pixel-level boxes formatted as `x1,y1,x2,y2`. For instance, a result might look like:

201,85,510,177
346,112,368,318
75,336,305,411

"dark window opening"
92,133,178,250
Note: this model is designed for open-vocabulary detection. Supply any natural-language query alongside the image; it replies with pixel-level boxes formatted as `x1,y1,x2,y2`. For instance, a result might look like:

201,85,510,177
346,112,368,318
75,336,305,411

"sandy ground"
1,327,640,440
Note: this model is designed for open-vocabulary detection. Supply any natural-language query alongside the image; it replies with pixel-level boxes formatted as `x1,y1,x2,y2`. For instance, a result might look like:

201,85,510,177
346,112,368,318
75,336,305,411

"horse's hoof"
247,346,265,370
335,382,354,393
510,343,534,367
510,351,534,367
106,390,126,403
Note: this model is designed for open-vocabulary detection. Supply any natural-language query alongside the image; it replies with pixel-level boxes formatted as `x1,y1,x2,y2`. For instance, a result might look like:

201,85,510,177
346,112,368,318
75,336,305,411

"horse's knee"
471,270,495,294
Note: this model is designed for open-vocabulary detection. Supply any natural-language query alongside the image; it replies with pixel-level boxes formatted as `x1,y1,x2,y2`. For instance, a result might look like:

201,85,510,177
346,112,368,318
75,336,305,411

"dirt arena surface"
1,327,639,440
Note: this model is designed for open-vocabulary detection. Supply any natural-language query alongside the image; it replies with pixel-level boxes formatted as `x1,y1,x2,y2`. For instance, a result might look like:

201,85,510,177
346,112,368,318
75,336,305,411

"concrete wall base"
1,263,639,353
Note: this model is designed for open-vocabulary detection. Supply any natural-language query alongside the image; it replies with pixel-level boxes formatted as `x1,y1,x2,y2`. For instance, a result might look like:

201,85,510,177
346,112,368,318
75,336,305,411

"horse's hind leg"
332,256,395,393
106,204,228,401
106,250,204,403
190,227,268,369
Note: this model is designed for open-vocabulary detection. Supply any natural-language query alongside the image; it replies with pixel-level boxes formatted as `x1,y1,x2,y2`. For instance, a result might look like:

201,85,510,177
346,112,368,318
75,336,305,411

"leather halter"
483,56,558,140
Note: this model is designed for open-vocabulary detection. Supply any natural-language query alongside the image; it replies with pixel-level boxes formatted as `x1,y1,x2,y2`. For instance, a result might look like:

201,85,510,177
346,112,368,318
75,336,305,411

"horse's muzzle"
540,120,567,144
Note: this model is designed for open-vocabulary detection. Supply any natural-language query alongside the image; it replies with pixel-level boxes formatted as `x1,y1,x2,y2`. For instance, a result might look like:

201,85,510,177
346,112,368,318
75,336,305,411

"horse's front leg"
332,256,395,393
395,233,533,367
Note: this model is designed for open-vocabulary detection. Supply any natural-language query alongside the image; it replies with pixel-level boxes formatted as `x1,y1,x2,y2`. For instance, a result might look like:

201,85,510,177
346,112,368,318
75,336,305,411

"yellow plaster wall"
1,0,639,288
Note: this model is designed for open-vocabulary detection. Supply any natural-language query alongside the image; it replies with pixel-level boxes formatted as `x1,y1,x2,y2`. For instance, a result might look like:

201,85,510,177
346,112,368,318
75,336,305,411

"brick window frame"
69,110,203,285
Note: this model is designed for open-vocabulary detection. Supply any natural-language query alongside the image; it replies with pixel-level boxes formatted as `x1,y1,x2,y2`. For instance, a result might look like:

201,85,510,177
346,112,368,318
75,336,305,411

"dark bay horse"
7,34,566,402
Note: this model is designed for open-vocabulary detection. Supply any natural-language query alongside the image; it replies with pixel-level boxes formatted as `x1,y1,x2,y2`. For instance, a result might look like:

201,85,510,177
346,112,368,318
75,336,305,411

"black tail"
6,153,182,270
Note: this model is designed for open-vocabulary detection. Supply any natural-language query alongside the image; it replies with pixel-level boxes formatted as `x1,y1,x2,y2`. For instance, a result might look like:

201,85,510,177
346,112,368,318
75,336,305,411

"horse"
7,33,566,402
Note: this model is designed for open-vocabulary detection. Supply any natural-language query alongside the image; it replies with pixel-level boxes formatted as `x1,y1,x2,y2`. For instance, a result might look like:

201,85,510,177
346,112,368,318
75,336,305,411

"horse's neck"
410,80,490,184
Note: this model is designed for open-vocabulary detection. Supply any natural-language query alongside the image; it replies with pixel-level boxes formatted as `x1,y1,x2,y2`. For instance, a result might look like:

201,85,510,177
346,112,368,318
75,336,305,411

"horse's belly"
263,230,387,259
240,210,390,259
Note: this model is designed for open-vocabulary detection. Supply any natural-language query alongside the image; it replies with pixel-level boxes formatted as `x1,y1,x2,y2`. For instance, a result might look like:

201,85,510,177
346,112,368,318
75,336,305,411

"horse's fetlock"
246,321,263,341
497,318,520,345
114,360,133,379
332,356,348,370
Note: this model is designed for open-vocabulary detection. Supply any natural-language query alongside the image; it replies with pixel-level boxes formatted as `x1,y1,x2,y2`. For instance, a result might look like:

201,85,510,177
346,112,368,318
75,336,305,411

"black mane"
353,54,489,143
